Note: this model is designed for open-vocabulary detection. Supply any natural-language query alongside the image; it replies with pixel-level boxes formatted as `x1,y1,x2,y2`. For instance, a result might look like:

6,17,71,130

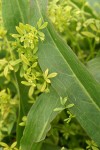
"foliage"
0,0,100,150
48,0,100,62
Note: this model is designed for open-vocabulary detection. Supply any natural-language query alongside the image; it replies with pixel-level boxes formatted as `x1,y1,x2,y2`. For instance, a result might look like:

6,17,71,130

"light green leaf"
11,142,17,148
81,31,95,38
39,22,48,30
10,59,21,66
28,86,34,98
66,104,74,109
54,107,64,112
38,31,45,41
21,81,31,86
32,62,38,68
4,65,9,77
90,24,98,32
37,18,43,29
0,142,8,147
48,72,58,78
44,68,49,77
41,82,47,92
8,64,14,70
60,97,68,105
21,54,30,65
16,26,24,35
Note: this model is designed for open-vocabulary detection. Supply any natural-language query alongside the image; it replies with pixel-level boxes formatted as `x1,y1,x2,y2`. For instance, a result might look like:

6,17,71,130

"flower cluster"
11,19,57,103
0,89,18,141
48,0,100,62
0,18,57,143
0,141,20,150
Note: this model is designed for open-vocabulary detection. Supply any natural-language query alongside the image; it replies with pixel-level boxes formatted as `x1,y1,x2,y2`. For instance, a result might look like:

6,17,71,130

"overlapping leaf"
2,0,100,149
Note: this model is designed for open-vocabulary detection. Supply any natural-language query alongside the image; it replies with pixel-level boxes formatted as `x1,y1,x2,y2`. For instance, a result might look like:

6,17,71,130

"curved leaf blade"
21,88,61,150
38,22,100,145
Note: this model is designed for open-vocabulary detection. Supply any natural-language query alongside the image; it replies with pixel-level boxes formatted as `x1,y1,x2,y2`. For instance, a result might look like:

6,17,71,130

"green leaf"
21,54,30,65
16,26,24,35
37,18,43,29
66,104,74,109
2,0,29,34
21,0,100,148
54,107,64,112
87,57,100,83
10,59,21,66
48,72,58,78
11,142,17,148
81,31,95,38
0,142,8,147
4,65,9,77
21,88,61,150
60,97,68,105
38,22,100,146
38,22,48,30
40,82,47,92
28,86,34,98
21,81,31,86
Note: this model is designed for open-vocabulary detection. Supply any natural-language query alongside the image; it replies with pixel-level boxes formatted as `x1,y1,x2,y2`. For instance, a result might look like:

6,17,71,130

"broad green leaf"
21,88,61,150
21,0,100,148
87,57,100,83
37,20,100,146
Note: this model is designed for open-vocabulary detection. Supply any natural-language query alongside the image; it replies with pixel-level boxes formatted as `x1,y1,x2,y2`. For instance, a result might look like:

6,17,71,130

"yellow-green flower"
0,141,19,150
41,69,57,92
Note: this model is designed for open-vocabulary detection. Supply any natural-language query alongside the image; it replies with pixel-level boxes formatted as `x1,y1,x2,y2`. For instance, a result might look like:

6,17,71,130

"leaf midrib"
16,0,25,23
